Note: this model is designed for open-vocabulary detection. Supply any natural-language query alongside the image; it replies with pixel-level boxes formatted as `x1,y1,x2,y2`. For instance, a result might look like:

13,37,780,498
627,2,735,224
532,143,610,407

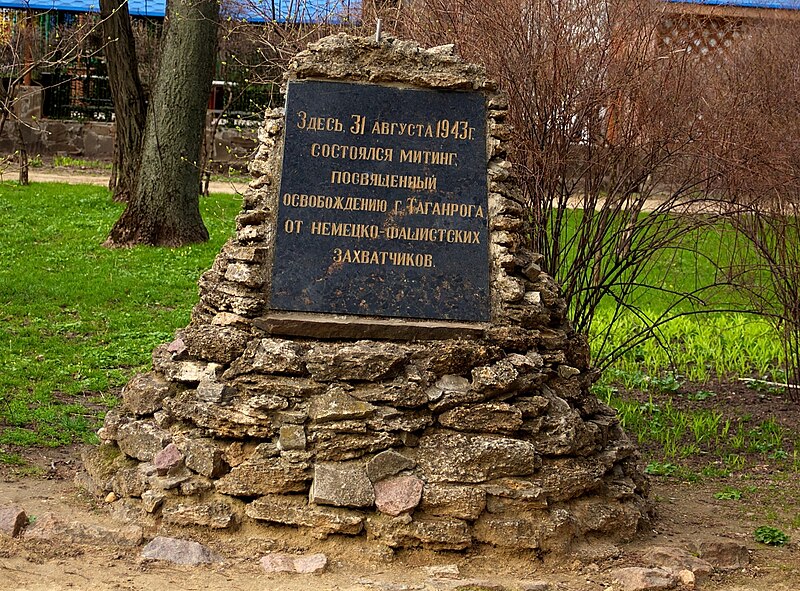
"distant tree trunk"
100,0,147,202
105,0,219,246
16,124,28,186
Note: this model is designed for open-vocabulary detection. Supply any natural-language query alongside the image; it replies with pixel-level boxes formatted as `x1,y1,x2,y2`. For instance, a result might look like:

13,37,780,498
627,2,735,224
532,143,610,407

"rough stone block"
310,461,375,508
418,432,539,483
141,490,165,513
689,539,750,571
349,381,428,408
279,425,307,451
81,443,128,493
215,454,310,496
405,518,472,551
122,372,174,416
180,437,228,478
162,500,238,529
366,449,416,483
309,388,377,422
26,512,143,547
421,485,487,521
438,401,523,434
180,324,251,364
642,546,713,581
305,341,408,381
309,430,401,462
246,494,364,536
154,443,184,475
374,475,424,516
117,421,171,462
482,478,547,512
226,338,307,376
110,464,150,497
260,552,294,572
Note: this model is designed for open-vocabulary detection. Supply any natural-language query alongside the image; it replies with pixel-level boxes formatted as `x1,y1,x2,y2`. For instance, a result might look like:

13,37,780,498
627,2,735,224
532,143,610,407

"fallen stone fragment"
154,443,184,475
260,552,295,572
375,475,424,516
141,536,222,565
689,539,750,571
356,580,425,591
26,512,143,547
642,546,713,581
422,564,460,578
294,552,328,573
677,569,695,588
0,505,27,537
260,552,327,574
610,567,678,591
432,579,507,591
518,581,550,591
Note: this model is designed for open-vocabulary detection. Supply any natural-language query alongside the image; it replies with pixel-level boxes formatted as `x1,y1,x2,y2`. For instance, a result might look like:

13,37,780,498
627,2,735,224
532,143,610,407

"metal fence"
40,59,114,121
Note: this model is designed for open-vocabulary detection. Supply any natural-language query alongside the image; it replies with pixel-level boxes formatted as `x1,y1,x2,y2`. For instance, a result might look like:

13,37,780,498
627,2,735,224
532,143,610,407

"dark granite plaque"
271,80,489,322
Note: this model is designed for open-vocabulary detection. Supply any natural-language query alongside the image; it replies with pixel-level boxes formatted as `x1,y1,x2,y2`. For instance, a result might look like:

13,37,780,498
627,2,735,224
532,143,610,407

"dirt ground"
0,442,798,591
0,166,246,195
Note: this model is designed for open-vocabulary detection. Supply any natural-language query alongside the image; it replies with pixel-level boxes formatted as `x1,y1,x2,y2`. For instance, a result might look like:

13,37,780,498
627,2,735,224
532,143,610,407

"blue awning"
0,0,357,21
0,0,164,17
666,0,800,10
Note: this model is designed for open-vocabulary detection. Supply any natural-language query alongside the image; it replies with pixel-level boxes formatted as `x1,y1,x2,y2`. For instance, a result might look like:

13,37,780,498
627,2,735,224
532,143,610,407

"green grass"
52,156,113,170
0,182,239,448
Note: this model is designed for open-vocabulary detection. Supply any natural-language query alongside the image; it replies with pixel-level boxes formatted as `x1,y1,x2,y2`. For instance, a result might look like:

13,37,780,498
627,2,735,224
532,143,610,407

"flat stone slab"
255,313,486,341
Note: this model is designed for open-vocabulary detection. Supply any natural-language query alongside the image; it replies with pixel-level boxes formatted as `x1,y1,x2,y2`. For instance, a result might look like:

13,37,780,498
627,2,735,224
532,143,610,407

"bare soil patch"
0,166,246,195
1,427,798,590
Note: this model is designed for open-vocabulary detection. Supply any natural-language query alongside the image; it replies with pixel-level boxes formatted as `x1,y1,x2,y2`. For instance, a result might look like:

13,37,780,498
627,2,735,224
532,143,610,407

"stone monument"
83,34,649,555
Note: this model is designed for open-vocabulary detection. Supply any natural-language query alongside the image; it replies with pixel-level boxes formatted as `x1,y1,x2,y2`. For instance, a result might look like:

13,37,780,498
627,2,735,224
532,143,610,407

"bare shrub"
392,0,725,367
701,21,800,399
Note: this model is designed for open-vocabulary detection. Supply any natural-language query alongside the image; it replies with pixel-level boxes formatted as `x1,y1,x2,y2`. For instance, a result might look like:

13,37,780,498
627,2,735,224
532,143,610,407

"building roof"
666,0,800,10
0,0,356,21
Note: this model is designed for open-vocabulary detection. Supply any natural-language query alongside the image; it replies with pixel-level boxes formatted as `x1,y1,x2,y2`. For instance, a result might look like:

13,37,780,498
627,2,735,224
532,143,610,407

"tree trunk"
105,0,219,247
100,0,147,202
16,124,29,186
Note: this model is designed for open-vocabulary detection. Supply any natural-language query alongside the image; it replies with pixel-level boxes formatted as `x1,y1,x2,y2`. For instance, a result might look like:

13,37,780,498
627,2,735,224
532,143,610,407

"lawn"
0,181,797,488
0,182,240,448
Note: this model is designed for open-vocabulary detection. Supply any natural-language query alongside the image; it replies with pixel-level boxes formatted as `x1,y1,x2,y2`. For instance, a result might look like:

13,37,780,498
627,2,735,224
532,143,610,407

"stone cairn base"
82,35,649,556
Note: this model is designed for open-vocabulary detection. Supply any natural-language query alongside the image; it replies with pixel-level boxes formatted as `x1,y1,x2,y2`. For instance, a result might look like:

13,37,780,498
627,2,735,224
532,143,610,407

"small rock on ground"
141,536,223,565
610,567,678,591
431,579,508,591
260,552,327,574
689,539,750,571
423,564,460,578
0,505,27,537
642,546,713,580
